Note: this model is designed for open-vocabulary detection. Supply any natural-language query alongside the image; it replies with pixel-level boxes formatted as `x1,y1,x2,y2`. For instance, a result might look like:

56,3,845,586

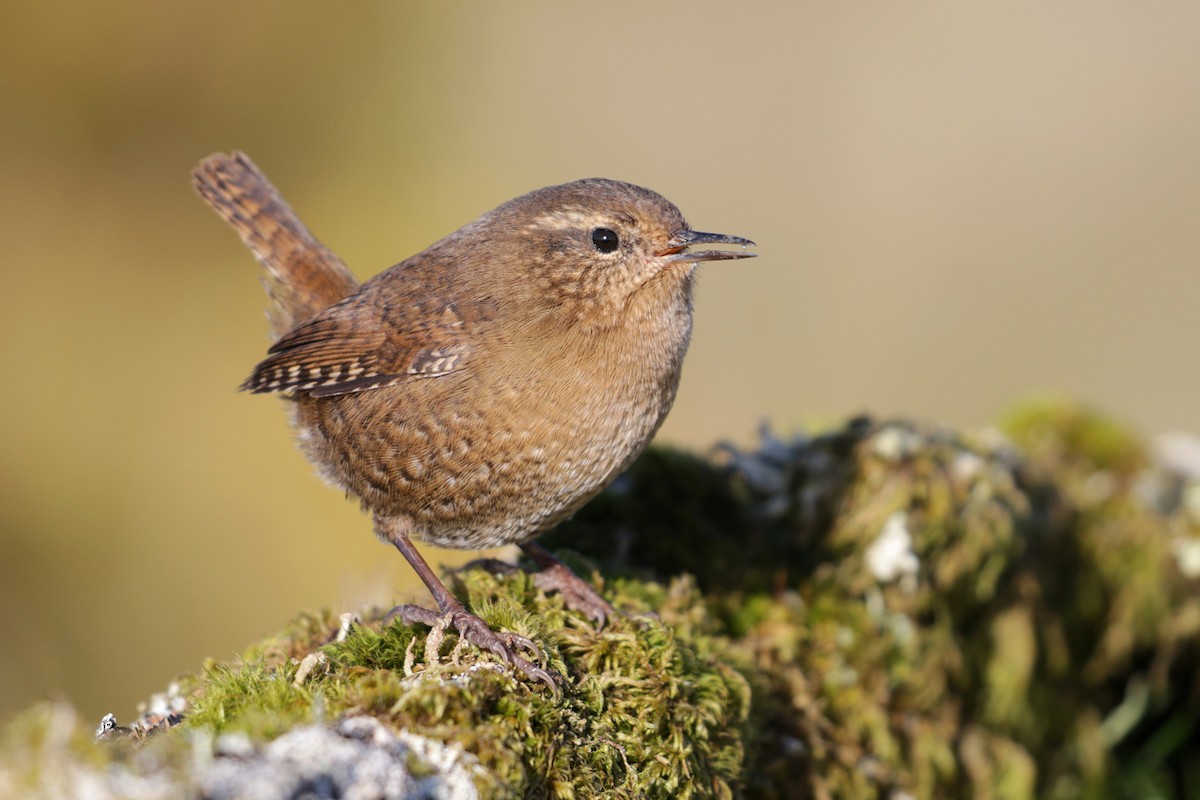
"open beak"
657,229,757,263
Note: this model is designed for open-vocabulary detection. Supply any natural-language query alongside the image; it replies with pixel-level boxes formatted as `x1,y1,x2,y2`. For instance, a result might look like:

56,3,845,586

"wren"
192,152,755,688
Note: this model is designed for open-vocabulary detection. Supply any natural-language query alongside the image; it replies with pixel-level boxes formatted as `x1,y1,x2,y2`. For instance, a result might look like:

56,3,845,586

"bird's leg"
519,541,617,627
381,527,559,691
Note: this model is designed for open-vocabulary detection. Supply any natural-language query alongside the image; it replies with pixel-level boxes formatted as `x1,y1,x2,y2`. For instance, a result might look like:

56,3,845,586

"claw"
384,600,560,694
499,630,544,656
521,542,618,627
380,528,562,693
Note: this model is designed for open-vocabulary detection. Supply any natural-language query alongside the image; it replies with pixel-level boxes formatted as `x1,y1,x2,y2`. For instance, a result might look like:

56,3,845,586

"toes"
452,612,541,661
456,616,561,694
532,566,617,627
524,664,561,696
387,602,560,691
384,603,440,627
499,631,543,656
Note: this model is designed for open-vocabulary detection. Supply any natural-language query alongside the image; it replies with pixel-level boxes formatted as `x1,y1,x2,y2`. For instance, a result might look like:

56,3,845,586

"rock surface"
3,401,1198,798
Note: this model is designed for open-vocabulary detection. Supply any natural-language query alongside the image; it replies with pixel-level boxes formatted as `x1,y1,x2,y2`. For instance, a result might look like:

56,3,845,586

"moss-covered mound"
3,401,1199,799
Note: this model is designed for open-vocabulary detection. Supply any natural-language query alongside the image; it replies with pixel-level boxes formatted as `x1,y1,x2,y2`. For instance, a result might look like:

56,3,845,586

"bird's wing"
240,286,474,398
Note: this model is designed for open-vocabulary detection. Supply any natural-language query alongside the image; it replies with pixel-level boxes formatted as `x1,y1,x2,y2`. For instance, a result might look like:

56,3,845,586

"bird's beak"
657,230,757,263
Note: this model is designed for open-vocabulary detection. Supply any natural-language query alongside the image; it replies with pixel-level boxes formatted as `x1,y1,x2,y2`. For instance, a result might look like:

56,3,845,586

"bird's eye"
590,227,619,253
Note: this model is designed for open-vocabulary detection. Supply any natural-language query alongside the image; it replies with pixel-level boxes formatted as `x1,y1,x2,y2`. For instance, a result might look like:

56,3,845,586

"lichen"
175,565,750,798
3,400,1199,798
545,403,1200,797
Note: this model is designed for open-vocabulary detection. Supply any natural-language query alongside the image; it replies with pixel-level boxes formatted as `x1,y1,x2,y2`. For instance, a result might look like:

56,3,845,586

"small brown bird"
193,153,754,688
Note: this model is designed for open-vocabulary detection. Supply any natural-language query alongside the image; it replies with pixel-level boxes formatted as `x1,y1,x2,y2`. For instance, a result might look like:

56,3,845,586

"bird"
192,152,755,688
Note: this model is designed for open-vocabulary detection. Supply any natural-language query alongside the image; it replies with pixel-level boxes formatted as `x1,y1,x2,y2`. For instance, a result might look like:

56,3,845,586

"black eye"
591,227,619,253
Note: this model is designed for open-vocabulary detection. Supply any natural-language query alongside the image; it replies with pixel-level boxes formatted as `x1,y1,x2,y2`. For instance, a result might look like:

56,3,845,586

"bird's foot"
384,598,559,693
520,542,617,627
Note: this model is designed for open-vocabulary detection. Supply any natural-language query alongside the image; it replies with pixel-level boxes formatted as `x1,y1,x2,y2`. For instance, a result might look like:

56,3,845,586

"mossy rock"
3,401,1199,798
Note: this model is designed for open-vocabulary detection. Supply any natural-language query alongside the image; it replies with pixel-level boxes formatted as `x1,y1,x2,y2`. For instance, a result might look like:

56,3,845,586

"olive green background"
2,2,1198,725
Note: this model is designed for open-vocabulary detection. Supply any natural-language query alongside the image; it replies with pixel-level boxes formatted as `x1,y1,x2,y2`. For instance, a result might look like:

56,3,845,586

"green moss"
1001,396,1147,475
3,399,1199,798
170,566,749,798
552,403,1200,797
182,657,312,739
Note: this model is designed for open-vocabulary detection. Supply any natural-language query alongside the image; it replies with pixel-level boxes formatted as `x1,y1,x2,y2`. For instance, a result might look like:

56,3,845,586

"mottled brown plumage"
193,152,754,688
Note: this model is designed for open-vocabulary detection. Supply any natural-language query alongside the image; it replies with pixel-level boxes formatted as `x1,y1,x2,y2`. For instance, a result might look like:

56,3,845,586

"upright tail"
192,151,359,338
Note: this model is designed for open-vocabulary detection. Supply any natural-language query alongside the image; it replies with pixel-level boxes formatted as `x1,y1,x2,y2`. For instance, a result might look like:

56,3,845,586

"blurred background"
2,1,1198,725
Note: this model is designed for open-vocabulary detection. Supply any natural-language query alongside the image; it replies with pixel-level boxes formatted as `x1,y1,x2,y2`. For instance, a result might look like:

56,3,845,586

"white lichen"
866,512,919,590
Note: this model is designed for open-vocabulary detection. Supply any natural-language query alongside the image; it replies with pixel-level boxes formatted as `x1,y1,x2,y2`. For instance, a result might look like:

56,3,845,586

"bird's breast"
292,280,694,549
